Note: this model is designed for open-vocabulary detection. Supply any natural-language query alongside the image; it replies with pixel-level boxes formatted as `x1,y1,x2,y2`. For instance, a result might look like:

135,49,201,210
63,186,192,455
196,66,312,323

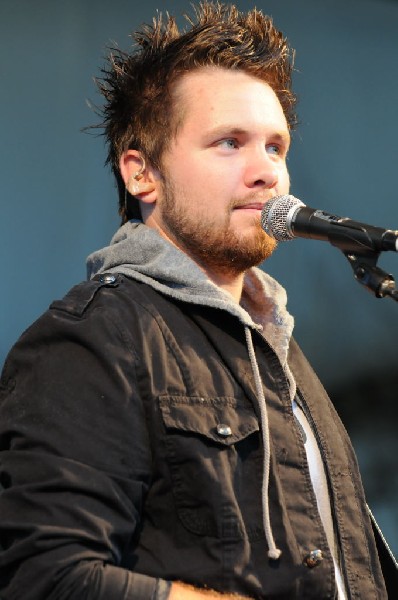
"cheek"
206,163,243,194
191,169,231,203
173,161,210,196
279,166,290,192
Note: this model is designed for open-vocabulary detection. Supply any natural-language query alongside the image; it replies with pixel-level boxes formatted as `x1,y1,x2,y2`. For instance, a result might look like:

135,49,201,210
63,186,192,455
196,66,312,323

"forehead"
172,67,289,134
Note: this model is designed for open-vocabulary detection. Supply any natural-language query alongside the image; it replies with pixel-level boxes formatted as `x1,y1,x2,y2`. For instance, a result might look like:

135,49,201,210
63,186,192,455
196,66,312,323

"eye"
218,138,239,150
266,143,281,155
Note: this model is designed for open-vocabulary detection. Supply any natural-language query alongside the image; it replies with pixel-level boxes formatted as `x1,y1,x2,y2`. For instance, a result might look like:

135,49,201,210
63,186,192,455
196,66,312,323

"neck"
144,216,245,302
204,268,245,303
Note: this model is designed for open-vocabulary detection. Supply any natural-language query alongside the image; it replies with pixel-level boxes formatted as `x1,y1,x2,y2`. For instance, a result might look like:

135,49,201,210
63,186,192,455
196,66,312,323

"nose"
244,149,279,190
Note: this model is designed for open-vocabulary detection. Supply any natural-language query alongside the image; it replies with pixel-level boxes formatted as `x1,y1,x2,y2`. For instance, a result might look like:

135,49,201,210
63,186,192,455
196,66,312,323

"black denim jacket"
0,275,387,598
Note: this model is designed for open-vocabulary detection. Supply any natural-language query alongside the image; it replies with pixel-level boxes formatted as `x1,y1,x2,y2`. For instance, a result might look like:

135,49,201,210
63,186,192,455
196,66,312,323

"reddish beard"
160,179,277,276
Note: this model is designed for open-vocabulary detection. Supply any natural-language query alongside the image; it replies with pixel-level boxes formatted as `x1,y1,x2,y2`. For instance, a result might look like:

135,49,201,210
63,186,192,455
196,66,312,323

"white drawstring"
244,326,282,560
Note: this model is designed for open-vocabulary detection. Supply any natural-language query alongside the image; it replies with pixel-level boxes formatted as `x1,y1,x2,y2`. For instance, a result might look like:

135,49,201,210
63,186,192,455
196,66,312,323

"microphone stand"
344,252,398,301
343,251,398,589
305,212,398,301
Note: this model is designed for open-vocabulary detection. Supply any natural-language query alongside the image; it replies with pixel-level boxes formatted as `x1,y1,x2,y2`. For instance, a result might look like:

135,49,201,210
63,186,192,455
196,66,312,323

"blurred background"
1,0,397,554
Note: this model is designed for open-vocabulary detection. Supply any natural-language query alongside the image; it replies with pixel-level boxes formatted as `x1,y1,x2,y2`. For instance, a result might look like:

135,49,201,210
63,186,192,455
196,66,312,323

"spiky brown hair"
96,2,297,222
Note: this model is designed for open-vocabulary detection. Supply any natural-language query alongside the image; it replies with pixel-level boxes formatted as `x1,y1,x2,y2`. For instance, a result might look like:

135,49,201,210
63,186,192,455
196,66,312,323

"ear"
119,149,160,205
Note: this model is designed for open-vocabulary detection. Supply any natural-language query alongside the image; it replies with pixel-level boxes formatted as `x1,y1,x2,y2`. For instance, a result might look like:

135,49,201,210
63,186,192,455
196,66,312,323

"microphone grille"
261,194,305,241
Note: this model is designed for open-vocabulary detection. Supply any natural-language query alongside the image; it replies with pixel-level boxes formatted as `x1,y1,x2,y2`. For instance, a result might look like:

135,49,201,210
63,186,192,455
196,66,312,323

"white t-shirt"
292,398,347,600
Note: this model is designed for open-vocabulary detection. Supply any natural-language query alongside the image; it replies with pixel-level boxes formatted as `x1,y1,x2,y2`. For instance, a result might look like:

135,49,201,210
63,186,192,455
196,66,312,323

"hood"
87,220,294,368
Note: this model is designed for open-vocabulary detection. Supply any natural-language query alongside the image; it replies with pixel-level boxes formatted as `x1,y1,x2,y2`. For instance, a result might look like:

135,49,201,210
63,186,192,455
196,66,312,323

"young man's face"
150,67,291,276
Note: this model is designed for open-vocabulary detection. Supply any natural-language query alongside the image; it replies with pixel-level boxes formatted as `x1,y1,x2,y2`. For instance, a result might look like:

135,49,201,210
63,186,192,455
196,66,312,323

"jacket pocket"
158,395,262,538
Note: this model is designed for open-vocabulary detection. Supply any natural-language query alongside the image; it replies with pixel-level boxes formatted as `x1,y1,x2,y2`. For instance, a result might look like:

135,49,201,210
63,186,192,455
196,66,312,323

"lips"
234,203,265,211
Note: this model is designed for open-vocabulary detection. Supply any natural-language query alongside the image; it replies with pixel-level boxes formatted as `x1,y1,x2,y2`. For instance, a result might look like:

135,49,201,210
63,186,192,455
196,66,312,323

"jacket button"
303,549,323,568
99,273,116,284
216,424,232,437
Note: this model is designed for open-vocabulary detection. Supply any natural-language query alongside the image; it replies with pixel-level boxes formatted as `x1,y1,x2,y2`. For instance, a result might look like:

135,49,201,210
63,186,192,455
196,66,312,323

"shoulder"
2,275,149,375
50,273,131,317
50,272,170,320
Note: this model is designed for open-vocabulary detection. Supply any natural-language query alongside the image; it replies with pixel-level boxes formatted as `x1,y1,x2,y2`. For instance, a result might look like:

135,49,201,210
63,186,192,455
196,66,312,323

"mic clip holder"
344,251,398,302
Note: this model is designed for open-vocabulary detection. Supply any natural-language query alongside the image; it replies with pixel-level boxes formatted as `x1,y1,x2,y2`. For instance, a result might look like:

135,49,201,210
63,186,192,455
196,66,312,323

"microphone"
261,195,398,255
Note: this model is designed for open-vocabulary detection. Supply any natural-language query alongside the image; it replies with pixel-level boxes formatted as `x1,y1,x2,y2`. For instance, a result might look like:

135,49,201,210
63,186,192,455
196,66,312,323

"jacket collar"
86,220,294,366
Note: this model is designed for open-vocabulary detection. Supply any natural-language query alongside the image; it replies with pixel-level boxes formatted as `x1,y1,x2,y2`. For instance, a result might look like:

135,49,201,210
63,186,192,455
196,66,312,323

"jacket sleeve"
0,289,163,599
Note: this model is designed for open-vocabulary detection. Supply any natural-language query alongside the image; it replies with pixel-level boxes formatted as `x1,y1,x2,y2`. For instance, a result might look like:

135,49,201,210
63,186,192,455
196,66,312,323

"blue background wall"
1,0,397,553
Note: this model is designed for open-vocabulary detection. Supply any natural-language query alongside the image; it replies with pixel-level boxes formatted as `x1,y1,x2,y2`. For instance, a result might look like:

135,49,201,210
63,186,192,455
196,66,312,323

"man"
0,3,388,598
